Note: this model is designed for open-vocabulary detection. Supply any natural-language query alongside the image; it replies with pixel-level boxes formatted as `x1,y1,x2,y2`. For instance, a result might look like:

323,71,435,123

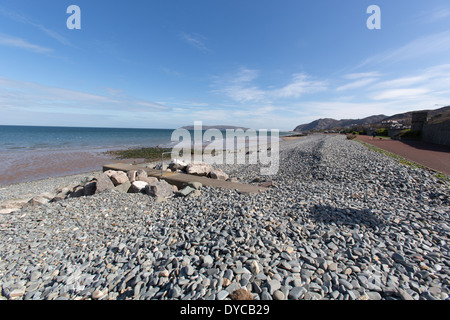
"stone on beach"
83,181,97,196
68,186,85,198
110,171,129,186
178,186,195,197
135,170,148,181
127,170,137,182
145,180,174,198
209,169,229,181
103,170,117,178
0,199,30,214
95,173,115,194
114,181,132,193
186,162,213,176
169,159,188,171
131,181,148,193
138,177,159,184
25,192,55,207
230,288,254,300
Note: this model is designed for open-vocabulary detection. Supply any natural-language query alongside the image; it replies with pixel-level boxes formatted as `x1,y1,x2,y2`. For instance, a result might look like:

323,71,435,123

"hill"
293,106,450,132
294,115,387,132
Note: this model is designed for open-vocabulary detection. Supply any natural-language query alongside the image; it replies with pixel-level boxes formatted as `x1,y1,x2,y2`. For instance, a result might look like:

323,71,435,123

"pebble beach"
0,134,449,300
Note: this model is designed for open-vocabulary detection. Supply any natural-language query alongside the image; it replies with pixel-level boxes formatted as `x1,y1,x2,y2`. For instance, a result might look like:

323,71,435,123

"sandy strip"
0,149,140,186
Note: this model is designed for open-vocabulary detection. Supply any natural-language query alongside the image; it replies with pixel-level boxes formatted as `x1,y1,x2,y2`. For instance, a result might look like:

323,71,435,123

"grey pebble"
267,279,281,295
288,286,307,300
217,290,229,300
273,290,285,300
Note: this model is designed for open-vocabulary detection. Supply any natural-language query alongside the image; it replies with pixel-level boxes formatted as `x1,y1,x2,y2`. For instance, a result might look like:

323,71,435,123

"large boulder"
131,181,148,193
168,159,188,172
145,180,174,198
95,173,115,194
52,186,75,201
140,177,159,184
0,199,30,214
186,162,213,176
104,170,118,178
209,169,229,181
134,169,158,184
114,181,132,193
83,181,97,196
110,171,129,186
135,170,148,181
69,185,85,198
26,192,55,207
127,170,137,182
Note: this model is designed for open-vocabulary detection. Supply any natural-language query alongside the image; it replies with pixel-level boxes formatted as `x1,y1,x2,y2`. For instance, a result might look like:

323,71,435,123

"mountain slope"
294,115,387,132
293,106,450,132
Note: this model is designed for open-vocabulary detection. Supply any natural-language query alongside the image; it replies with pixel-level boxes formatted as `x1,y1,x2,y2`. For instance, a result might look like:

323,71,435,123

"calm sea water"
0,125,177,152
0,125,291,152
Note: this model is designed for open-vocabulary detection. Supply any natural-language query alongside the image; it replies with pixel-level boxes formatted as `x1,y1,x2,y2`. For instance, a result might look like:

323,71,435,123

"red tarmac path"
357,135,450,176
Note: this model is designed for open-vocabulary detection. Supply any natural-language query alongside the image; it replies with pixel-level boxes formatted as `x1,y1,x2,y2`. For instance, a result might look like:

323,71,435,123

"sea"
0,125,291,152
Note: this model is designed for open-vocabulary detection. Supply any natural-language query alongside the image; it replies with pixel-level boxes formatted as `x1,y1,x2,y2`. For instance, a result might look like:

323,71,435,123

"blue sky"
0,0,449,131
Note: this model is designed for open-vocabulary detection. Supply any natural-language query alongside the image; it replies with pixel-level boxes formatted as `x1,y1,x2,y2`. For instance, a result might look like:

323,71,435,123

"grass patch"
435,173,450,183
376,128,389,137
398,129,422,139
106,147,173,161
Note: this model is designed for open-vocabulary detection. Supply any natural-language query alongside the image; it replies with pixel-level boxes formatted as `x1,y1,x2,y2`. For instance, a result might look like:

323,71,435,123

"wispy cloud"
213,68,327,103
273,73,327,98
161,67,184,78
0,33,53,53
343,72,382,80
369,64,450,102
415,6,450,24
0,77,172,115
358,30,450,68
219,85,266,103
0,5,73,48
371,88,431,101
336,72,382,92
180,32,210,52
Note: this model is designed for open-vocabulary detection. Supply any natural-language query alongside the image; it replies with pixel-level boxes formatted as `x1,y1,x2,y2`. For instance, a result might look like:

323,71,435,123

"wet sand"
0,149,142,186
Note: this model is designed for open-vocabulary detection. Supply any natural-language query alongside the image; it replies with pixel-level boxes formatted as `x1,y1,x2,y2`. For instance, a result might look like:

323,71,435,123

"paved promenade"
357,135,450,176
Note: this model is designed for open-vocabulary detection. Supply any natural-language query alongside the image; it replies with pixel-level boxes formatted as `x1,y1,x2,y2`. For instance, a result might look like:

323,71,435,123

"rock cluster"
0,167,209,214
164,160,230,181
0,134,448,301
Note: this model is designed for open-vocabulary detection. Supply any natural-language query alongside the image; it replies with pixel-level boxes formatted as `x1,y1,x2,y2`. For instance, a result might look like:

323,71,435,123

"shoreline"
0,135,302,187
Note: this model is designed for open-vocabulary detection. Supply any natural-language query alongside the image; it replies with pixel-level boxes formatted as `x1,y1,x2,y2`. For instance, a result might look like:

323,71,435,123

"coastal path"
357,135,450,176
